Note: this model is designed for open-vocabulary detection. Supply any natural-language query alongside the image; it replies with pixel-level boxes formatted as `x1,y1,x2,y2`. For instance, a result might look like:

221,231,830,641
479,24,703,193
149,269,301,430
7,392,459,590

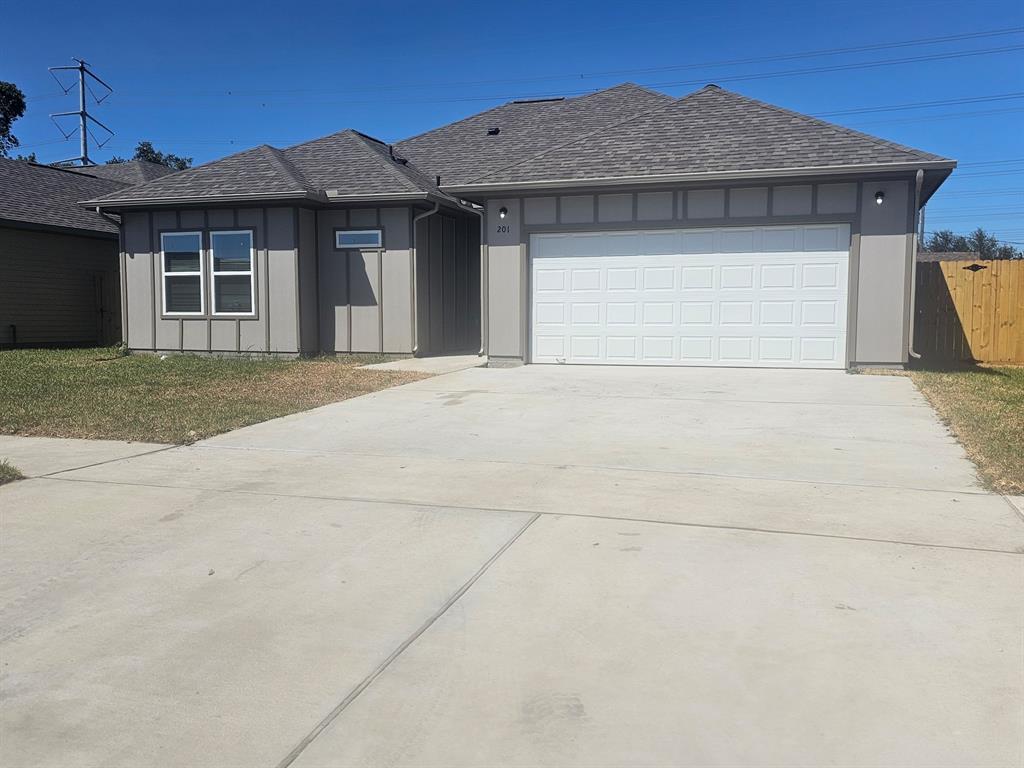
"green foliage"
924,228,1022,260
107,140,192,170
0,81,27,158
0,459,24,485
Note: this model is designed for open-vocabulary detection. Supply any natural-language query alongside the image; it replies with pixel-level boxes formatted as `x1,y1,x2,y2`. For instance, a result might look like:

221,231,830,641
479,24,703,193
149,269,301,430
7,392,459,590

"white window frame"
161,231,204,316
335,228,383,249
209,229,256,317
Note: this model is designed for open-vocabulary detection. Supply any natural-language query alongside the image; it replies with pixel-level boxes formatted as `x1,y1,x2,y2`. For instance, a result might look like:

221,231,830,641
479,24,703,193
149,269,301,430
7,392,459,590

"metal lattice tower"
48,58,114,166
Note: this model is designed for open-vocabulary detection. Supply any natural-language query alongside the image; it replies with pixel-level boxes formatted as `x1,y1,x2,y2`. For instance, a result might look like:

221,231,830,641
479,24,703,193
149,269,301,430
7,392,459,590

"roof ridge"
257,144,309,190
463,85,710,185
280,128,354,153
345,131,422,193
709,86,948,163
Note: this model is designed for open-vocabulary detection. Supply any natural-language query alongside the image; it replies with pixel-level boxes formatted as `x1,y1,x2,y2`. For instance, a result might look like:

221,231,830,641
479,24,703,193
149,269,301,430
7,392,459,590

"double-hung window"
161,232,204,315
210,230,255,315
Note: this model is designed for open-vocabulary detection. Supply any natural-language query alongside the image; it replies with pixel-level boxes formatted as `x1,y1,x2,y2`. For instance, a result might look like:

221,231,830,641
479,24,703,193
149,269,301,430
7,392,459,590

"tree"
924,227,1022,260
107,140,191,171
0,81,27,158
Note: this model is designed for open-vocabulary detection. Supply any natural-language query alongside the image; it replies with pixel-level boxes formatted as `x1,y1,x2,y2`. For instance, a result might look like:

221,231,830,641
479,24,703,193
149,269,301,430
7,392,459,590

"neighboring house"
0,158,172,348
87,84,955,369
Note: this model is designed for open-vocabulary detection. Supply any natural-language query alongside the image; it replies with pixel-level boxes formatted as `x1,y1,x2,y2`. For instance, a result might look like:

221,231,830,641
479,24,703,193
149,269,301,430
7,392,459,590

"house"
0,158,172,348
86,84,955,369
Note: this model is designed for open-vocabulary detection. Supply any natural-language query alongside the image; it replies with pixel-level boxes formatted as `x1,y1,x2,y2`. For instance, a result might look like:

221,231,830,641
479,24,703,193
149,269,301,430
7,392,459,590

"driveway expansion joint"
273,512,541,768
40,476,1023,557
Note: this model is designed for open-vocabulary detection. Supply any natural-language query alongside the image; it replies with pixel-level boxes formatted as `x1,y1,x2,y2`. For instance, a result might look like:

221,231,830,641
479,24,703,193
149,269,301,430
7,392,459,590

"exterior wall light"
499,206,508,219
875,190,885,205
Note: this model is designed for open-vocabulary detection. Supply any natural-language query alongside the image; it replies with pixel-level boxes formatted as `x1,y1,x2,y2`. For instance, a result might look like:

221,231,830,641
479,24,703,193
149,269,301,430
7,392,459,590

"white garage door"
530,224,850,368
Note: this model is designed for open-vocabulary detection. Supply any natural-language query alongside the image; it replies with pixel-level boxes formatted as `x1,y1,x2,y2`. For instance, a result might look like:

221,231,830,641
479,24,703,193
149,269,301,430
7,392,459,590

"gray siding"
0,226,120,347
415,213,480,356
482,177,914,367
297,208,318,354
316,206,414,355
121,206,299,354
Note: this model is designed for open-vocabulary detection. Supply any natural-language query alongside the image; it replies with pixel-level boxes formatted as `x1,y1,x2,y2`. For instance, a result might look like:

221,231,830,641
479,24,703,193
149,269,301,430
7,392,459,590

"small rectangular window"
162,232,203,315
210,230,254,315
335,229,382,249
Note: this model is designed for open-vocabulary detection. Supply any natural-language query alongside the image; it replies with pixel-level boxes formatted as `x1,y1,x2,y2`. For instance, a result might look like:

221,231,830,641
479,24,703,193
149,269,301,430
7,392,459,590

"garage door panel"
531,225,848,368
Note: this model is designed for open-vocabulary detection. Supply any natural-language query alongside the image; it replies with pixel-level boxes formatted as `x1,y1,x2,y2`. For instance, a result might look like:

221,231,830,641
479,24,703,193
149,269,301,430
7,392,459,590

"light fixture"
874,190,885,206
498,206,508,219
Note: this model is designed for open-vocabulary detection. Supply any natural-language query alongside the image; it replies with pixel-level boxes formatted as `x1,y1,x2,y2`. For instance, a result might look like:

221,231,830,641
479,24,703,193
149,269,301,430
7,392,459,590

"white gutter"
445,160,957,195
908,168,925,361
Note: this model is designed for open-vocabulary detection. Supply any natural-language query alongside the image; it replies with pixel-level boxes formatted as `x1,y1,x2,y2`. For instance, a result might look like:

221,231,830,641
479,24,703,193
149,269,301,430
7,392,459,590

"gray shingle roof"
67,159,176,185
284,130,448,197
395,83,674,186
0,157,125,235
463,85,953,187
89,130,453,206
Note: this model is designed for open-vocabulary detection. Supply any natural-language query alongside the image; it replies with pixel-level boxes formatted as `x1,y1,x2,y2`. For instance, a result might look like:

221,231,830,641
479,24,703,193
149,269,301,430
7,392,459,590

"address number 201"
495,224,511,234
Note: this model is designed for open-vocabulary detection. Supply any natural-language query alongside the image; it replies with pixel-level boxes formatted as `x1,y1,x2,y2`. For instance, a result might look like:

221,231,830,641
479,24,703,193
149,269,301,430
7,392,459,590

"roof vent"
487,127,500,136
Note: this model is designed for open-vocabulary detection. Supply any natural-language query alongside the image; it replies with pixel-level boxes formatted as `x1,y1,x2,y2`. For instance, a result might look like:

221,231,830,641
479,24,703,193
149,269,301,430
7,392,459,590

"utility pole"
48,58,114,166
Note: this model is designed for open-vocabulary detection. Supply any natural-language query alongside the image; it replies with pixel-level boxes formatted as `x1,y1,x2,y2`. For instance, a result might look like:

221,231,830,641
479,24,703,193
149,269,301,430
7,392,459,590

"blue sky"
5,0,1022,244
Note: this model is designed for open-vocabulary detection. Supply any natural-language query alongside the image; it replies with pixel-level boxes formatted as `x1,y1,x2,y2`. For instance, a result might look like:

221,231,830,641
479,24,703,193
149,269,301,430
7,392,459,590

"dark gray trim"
445,161,956,195
148,211,156,350
263,208,271,353
88,190,320,209
293,207,302,355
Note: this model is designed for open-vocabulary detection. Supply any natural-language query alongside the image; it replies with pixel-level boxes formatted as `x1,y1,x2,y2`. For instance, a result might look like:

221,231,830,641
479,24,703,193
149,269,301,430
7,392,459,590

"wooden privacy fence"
914,258,1024,364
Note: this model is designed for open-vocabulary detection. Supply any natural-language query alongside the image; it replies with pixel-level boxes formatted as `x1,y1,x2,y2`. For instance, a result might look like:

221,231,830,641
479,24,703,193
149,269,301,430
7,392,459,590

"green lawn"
0,348,426,445
910,366,1024,494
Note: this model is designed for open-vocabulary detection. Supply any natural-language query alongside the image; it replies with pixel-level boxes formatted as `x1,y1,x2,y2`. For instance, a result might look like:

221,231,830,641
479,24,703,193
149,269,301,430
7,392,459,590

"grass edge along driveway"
910,365,1024,495
0,347,428,445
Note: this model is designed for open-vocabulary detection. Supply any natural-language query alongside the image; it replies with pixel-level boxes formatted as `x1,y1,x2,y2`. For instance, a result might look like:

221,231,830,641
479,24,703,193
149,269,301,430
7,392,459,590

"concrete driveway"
2,366,1021,767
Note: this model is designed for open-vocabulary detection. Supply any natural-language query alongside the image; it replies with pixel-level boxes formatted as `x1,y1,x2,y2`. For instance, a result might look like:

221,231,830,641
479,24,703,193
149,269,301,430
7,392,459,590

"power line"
813,92,1024,117
848,106,1024,127
642,44,1024,91
581,27,1024,78
33,27,1023,104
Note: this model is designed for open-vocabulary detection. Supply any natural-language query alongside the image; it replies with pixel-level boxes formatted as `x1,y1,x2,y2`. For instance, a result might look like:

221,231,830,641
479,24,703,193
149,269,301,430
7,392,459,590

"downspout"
411,201,440,356
461,203,487,356
908,169,925,360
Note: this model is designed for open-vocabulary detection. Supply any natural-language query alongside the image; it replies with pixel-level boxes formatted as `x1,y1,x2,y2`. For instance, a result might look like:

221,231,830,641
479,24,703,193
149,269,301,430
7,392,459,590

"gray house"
87,84,955,369
0,158,171,348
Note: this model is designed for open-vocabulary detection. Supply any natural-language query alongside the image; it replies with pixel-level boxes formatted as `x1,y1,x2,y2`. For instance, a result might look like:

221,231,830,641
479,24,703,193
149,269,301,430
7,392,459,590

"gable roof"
87,130,455,208
0,158,125,236
67,159,176,186
395,83,674,186
452,85,954,190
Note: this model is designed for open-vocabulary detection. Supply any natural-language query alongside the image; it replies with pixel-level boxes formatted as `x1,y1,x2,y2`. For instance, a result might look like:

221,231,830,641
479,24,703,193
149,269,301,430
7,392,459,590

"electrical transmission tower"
48,58,114,166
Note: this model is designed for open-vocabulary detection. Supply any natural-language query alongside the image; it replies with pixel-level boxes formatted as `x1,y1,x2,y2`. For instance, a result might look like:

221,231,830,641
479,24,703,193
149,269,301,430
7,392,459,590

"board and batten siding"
121,204,420,356
315,206,414,355
122,206,300,354
0,226,120,347
481,179,915,367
